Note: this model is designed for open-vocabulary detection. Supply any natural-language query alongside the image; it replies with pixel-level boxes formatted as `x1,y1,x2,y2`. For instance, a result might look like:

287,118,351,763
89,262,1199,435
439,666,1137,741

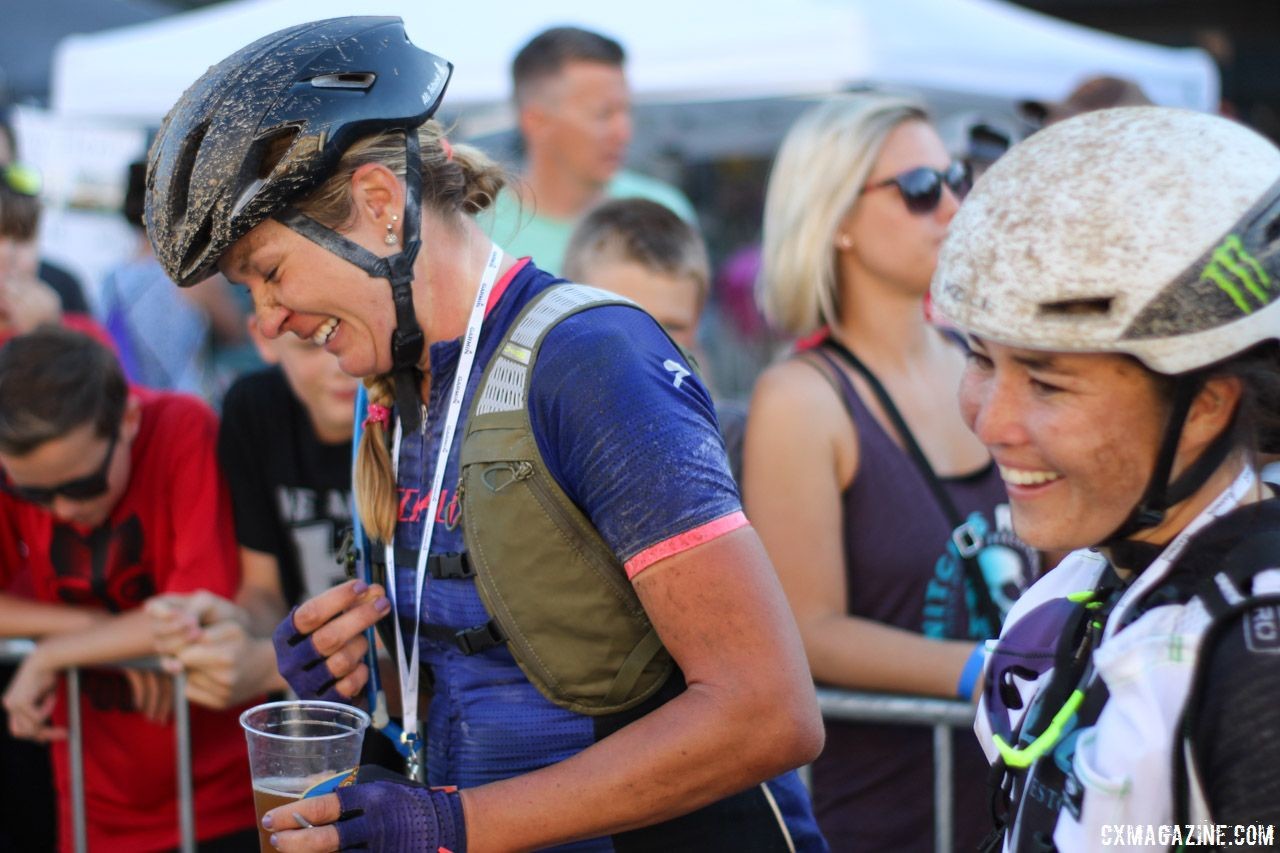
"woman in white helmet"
933,106,1280,851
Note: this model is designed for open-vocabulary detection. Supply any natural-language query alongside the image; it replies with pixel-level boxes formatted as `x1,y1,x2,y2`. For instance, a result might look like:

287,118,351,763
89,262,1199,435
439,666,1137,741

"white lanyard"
383,243,502,778
1104,465,1258,640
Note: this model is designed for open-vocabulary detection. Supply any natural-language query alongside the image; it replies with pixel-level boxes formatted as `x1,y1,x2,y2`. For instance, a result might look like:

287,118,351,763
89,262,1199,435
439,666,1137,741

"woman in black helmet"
147,17,825,853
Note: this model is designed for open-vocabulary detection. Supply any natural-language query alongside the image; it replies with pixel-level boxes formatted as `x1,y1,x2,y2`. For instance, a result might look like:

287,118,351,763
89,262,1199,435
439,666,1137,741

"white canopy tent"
37,0,1217,304
52,0,1216,127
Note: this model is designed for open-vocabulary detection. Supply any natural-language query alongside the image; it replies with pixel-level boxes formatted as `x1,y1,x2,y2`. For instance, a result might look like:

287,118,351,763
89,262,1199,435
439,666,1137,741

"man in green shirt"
478,26,696,274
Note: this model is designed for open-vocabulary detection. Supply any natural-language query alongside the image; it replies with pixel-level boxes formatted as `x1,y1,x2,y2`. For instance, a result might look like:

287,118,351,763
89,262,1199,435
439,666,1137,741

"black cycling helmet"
148,16,452,431
146,16,451,288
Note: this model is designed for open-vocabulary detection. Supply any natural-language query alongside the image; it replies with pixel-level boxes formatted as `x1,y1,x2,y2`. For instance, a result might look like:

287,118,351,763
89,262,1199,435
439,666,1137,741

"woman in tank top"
744,93,1009,851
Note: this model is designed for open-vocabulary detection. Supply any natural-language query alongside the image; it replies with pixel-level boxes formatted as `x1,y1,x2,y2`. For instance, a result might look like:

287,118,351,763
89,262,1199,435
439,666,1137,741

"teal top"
477,170,696,275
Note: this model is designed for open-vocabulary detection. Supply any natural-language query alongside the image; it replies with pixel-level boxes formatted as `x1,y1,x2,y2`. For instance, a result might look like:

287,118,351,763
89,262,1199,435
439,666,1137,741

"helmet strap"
275,131,428,431
1103,376,1237,556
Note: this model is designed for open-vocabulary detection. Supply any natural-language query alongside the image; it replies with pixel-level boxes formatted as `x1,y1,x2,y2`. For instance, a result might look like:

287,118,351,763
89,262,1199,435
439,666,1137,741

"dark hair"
563,198,710,308
1226,342,1280,458
0,179,39,240
0,327,127,455
1152,342,1280,462
511,26,625,106
123,161,146,228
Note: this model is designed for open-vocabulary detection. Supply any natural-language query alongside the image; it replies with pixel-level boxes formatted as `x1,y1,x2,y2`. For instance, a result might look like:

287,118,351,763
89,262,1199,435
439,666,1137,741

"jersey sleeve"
527,304,745,579
218,375,285,557
157,399,240,597
1191,608,1280,827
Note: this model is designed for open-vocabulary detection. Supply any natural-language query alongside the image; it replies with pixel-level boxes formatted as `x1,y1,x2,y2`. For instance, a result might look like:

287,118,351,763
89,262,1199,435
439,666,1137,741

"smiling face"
221,217,399,380
839,120,960,296
958,338,1172,552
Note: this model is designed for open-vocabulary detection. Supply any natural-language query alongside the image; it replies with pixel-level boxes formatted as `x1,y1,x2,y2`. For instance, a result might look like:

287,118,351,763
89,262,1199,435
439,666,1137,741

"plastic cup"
240,700,370,852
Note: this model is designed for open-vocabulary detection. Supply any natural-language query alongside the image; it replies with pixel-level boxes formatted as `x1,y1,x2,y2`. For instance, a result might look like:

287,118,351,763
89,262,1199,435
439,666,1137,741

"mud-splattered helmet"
146,16,451,288
932,107,1280,544
933,106,1280,375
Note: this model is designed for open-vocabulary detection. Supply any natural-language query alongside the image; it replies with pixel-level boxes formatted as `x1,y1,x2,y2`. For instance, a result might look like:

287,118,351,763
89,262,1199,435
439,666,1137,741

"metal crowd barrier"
816,687,977,853
0,636,973,853
0,638,195,853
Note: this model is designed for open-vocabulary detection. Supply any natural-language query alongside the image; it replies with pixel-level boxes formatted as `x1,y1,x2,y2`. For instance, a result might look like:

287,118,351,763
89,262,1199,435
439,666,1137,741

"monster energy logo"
1202,234,1275,314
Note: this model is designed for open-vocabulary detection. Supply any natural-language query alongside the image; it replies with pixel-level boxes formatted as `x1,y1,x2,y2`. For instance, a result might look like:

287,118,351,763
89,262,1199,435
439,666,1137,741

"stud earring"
385,213,399,246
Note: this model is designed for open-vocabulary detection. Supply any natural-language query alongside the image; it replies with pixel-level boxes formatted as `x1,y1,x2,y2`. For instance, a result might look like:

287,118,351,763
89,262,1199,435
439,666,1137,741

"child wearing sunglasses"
0,327,259,850
745,93,1019,852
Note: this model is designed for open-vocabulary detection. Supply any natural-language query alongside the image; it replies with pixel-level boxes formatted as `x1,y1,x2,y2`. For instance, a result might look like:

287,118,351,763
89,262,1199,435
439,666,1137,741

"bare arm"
0,592,101,638
271,529,823,851
457,527,823,849
30,607,155,671
743,359,973,697
4,607,159,741
236,546,289,637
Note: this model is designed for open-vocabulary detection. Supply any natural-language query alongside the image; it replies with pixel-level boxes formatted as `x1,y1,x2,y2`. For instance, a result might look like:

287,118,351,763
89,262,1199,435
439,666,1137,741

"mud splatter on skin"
933,107,1280,374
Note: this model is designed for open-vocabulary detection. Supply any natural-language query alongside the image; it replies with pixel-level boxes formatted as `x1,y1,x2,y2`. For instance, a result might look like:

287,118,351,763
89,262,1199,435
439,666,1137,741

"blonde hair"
292,120,507,543
758,94,927,337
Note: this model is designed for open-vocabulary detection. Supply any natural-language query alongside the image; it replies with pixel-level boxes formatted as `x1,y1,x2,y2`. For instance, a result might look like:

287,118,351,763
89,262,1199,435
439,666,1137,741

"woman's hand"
272,579,389,703
263,780,466,853
2,649,65,742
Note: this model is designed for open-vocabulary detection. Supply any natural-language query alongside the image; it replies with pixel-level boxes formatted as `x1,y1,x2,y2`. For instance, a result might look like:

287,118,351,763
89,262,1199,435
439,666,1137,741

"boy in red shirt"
0,327,257,851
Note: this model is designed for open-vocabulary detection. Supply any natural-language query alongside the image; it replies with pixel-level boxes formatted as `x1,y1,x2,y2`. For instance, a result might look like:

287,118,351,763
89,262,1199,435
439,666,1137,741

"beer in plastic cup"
240,700,370,852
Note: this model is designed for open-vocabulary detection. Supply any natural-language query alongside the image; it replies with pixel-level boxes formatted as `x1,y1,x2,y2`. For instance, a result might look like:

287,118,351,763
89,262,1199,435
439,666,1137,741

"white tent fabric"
51,0,1216,125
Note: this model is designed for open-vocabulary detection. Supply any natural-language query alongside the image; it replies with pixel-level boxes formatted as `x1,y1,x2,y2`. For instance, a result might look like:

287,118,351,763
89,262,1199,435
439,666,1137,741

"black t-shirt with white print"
218,366,352,607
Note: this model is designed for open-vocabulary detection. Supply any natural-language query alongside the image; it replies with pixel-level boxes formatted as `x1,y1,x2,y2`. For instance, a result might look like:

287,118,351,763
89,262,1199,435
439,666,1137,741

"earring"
385,213,399,246
836,234,854,250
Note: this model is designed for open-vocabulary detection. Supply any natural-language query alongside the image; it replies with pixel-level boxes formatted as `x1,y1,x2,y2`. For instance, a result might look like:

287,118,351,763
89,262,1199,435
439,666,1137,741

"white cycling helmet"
933,106,1280,376
933,107,1280,547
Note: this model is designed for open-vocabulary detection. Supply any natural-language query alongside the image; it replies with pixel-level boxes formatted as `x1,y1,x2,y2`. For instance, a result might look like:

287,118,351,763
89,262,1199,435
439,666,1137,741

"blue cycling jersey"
386,261,824,852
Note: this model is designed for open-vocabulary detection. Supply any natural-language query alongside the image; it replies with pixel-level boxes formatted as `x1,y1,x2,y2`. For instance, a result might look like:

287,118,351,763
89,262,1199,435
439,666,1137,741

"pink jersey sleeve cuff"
623,511,749,580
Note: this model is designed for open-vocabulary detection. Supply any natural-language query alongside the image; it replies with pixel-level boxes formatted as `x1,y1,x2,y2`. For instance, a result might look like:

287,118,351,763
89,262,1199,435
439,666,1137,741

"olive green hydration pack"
399,284,679,715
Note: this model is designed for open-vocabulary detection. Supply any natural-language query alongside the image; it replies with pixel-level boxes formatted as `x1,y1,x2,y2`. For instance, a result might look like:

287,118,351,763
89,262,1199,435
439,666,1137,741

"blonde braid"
355,374,398,543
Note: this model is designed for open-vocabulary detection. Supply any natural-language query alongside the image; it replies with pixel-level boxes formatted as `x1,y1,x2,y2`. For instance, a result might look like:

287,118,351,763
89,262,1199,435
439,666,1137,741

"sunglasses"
1,426,119,505
863,161,971,214
2,163,41,197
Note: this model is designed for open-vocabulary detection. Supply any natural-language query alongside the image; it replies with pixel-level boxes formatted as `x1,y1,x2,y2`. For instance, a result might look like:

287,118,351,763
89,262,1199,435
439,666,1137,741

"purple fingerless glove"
335,779,467,852
271,606,344,703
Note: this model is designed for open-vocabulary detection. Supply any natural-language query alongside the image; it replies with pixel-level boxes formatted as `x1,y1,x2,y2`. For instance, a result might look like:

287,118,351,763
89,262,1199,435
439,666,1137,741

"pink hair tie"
440,138,454,162
364,403,391,429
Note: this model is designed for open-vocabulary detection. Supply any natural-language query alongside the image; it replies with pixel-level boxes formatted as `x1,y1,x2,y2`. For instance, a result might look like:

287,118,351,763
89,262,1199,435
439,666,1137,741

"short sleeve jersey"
0,390,255,851
219,367,352,605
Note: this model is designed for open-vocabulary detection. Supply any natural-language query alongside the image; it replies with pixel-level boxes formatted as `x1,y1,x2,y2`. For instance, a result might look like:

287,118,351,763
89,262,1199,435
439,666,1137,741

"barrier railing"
0,638,195,853
0,637,974,853
816,687,977,853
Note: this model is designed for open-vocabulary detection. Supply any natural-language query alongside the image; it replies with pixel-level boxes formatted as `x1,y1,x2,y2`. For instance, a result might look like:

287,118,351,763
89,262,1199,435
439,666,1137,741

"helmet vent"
1037,297,1114,318
311,73,376,90
168,120,209,222
1264,212,1280,247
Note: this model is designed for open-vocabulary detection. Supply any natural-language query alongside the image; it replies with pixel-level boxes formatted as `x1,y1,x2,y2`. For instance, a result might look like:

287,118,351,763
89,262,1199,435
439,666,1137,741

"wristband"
956,643,986,701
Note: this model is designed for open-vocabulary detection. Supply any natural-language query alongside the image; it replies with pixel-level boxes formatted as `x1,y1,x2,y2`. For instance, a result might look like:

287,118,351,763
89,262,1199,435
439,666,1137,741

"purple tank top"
806,348,1005,852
